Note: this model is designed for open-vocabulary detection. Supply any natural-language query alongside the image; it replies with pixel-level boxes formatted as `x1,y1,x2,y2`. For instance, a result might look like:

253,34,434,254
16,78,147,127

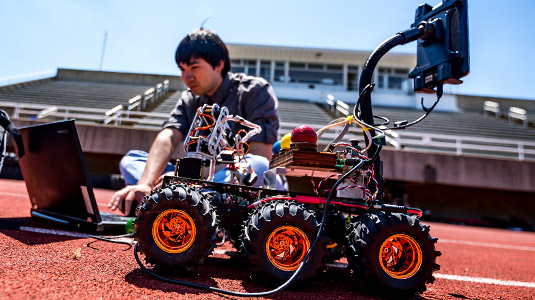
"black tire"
229,222,246,252
242,200,327,282
323,212,348,263
135,184,218,271
346,212,441,295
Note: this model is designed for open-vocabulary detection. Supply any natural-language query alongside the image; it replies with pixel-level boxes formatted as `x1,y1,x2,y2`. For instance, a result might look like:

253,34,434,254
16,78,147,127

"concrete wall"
381,149,535,192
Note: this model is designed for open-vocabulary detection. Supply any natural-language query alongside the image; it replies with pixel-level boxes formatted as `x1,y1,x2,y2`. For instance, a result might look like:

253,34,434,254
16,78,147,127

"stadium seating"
483,100,500,118
150,90,182,114
508,106,528,127
0,75,173,127
0,79,154,109
372,106,535,140
1,69,533,161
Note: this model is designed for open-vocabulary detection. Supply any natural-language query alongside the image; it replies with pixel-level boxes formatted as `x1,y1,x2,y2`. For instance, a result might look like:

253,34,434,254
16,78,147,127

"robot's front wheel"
241,200,328,282
346,212,441,295
135,184,218,272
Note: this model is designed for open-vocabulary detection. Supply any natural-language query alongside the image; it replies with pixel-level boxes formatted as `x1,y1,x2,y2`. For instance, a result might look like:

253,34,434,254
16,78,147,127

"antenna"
99,31,108,71
200,17,212,30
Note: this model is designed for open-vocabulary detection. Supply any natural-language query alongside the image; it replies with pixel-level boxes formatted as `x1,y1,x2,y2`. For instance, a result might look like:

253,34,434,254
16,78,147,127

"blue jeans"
119,150,269,188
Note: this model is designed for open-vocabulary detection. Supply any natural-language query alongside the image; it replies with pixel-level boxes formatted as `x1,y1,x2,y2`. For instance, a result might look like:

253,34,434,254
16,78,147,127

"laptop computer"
16,119,131,234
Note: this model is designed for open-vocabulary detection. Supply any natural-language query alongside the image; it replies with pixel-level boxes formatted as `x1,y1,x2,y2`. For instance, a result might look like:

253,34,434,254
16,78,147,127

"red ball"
291,125,317,143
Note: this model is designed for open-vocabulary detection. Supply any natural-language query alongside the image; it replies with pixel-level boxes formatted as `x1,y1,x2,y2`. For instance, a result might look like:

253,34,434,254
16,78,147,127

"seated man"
109,29,279,216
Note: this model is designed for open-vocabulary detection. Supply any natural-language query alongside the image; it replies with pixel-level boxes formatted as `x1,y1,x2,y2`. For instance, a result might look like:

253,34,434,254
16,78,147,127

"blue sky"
1,0,534,100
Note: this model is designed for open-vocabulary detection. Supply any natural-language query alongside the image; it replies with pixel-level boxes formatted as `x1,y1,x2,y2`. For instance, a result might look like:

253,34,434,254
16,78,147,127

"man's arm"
109,128,184,215
137,128,183,188
248,141,273,161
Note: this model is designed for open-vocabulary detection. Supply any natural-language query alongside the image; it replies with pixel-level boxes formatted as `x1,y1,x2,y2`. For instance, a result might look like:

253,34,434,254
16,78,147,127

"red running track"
0,178,534,300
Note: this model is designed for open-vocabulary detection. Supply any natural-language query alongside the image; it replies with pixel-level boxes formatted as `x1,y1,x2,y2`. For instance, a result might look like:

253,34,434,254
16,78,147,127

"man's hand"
108,183,152,216
154,171,175,188
109,128,184,216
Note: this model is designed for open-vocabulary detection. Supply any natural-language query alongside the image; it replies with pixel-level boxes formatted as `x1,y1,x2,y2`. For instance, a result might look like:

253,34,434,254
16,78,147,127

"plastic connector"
394,120,409,128
372,135,387,146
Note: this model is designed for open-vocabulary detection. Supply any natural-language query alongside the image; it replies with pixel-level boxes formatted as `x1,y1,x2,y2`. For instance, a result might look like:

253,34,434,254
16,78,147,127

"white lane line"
0,192,28,198
324,262,535,288
434,273,535,288
15,227,535,289
439,239,535,252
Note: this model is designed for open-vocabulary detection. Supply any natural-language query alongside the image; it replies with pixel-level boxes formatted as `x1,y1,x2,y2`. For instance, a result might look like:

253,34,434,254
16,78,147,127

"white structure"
227,43,458,112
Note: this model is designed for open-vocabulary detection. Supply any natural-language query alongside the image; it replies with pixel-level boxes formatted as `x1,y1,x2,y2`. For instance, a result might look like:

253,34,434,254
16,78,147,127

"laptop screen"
17,120,101,223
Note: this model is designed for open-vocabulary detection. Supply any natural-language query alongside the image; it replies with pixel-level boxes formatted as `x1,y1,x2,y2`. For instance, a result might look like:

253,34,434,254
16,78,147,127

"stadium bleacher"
150,90,182,114
1,67,533,160
276,98,334,125
0,79,154,109
2,70,533,161
0,70,175,127
372,106,535,140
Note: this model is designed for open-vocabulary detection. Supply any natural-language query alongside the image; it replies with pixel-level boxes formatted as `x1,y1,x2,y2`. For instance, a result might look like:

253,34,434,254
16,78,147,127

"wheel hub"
152,209,196,254
266,225,310,271
379,233,423,279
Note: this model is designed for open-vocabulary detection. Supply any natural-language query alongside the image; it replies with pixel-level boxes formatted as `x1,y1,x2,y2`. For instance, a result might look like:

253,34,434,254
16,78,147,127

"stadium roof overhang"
227,43,416,69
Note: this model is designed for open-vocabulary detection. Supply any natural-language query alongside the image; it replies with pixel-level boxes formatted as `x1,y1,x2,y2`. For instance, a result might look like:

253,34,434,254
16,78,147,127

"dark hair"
175,29,230,78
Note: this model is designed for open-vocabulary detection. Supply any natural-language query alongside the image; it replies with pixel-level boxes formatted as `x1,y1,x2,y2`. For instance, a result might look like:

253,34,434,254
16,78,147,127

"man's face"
179,58,224,97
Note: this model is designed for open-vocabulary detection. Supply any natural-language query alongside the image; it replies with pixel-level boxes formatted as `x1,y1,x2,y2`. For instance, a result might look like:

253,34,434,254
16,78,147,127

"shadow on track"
0,217,85,245
122,251,430,300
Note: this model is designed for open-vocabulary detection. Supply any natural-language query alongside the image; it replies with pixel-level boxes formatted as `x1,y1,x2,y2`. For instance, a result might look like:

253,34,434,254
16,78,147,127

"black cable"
377,83,444,131
355,83,375,119
372,115,390,127
351,84,445,136
353,84,392,128
89,233,135,246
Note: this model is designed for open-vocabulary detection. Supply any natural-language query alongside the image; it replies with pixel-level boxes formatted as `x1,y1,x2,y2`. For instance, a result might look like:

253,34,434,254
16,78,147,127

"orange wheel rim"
266,225,310,271
152,209,196,254
379,234,423,279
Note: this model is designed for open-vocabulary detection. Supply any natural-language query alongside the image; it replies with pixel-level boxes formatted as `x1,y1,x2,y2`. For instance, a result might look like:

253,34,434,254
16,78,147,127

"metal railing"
390,131,535,160
126,79,170,112
508,107,528,127
2,97,534,161
324,94,351,117
0,101,170,127
100,79,171,125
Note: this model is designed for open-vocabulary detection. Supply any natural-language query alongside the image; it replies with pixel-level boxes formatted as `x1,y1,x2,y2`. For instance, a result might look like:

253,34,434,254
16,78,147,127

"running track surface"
0,178,533,300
